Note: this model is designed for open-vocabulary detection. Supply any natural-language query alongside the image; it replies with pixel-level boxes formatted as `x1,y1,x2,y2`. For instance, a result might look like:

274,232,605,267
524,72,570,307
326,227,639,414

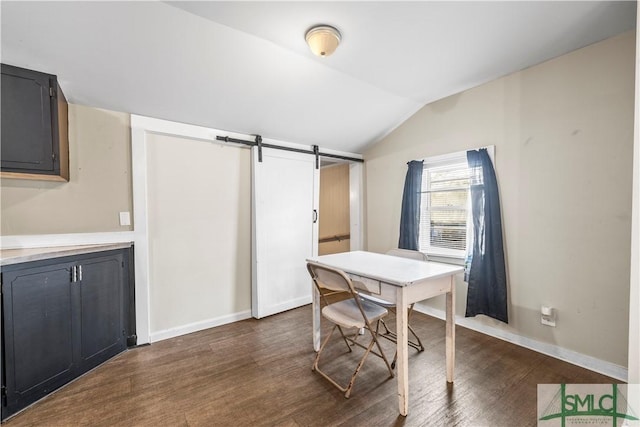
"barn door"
252,146,319,318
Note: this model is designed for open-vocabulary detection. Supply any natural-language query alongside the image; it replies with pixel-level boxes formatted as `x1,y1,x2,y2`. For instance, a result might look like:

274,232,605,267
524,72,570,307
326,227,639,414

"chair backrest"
307,262,384,334
307,262,354,293
386,248,428,262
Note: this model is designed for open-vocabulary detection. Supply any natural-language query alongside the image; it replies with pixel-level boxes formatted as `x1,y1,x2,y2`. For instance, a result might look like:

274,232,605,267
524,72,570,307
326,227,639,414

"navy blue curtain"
398,160,424,250
465,149,508,323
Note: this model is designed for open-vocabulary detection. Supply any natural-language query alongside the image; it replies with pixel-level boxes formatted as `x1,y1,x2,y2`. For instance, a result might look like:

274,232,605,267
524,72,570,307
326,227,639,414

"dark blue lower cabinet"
1,249,131,419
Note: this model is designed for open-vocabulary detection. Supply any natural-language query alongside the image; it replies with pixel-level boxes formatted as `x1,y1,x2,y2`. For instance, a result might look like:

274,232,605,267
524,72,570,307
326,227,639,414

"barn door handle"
313,210,318,223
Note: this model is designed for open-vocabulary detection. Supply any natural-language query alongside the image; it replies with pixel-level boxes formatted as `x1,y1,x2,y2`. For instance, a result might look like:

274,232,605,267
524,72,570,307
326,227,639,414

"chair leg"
344,336,376,398
349,329,361,347
407,324,424,352
336,325,353,352
344,322,394,398
370,324,395,379
379,318,392,335
376,307,424,350
313,321,394,399
388,304,425,369
313,325,337,373
406,304,425,352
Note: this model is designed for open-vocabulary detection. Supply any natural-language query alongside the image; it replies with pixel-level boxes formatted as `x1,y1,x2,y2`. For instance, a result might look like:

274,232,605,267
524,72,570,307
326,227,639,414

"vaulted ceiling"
1,1,635,153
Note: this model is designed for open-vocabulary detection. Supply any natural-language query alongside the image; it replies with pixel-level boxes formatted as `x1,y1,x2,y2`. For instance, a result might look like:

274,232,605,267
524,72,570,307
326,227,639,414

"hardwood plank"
3,306,619,427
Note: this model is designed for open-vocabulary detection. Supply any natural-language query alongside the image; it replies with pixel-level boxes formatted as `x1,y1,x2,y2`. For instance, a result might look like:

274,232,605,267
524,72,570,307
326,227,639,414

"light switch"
119,211,131,226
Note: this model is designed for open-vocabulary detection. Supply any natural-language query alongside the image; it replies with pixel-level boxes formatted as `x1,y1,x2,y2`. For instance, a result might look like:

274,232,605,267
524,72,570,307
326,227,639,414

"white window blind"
418,146,494,259
419,157,471,258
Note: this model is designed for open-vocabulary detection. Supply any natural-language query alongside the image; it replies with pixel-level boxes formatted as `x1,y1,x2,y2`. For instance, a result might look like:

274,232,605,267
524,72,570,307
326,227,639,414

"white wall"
145,132,251,339
364,31,635,371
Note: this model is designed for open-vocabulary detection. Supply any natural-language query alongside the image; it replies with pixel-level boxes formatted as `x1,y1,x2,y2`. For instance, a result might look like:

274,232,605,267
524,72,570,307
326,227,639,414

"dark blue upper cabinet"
1,63,69,181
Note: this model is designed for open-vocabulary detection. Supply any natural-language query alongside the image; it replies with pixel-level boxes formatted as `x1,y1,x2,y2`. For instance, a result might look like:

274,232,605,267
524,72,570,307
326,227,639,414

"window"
418,147,494,258
419,159,470,258
418,147,495,259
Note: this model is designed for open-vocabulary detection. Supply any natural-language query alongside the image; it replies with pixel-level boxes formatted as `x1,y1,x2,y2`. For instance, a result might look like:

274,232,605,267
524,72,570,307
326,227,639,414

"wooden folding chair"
307,262,394,398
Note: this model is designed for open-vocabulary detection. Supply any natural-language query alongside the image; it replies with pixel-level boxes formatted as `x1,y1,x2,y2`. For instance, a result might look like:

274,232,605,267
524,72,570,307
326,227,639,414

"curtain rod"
216,135,363,169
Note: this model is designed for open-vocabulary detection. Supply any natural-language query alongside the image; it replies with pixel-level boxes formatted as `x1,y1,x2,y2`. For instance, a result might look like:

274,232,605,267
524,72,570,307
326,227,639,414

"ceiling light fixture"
305,25,341,57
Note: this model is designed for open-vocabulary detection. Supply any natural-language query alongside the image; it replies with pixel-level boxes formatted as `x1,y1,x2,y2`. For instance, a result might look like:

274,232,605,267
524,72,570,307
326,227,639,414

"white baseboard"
1,231,135,249
414,303,628,382
149,310,252,343
254,296,312,319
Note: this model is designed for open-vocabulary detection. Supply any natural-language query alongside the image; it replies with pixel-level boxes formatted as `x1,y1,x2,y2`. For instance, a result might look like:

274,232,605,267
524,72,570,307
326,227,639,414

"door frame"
130,115,363,344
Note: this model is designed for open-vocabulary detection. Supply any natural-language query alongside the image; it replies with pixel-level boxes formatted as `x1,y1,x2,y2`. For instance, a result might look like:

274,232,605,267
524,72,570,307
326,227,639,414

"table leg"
445,276,456,383
312,285,321,352
396,287,409,416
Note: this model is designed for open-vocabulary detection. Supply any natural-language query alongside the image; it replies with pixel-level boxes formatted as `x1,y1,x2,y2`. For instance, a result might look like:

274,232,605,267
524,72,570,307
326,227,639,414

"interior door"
252,146,319,318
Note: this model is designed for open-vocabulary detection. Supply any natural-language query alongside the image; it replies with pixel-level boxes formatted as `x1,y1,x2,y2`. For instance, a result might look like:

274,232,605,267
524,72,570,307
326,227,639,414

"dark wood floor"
3,305,618,427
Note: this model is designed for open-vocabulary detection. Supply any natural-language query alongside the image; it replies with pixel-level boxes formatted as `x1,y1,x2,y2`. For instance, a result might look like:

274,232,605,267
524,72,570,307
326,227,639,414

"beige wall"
364,31,635,367
319,163,350,255
628,7,640,384
146,133,251,335
1,104,133,235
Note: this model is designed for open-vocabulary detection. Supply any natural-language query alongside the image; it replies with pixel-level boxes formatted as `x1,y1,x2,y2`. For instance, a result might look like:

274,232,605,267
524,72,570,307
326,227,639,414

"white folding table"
306,250,463,416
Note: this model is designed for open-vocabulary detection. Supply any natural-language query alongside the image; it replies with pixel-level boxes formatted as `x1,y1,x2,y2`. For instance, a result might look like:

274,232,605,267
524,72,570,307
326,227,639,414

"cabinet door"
77,253,126,373
1,262,76,417
0,64,56,173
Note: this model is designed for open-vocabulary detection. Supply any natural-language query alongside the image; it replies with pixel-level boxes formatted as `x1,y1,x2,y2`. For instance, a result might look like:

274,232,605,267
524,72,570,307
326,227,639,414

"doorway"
319,162,351,255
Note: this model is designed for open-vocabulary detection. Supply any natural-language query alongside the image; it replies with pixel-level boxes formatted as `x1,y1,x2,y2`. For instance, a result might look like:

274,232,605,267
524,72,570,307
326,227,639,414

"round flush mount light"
305,25,341,57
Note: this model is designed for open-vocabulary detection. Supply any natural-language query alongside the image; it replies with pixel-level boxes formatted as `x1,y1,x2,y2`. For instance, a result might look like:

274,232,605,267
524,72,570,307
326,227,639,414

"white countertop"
0,242,132,266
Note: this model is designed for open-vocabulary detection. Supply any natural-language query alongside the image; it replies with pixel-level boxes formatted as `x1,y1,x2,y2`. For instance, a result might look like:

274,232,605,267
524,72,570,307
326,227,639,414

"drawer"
350,274,381,295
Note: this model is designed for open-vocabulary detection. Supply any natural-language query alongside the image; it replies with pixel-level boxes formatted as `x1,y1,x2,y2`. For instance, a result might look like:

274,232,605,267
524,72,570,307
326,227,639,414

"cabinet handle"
70,265,83,282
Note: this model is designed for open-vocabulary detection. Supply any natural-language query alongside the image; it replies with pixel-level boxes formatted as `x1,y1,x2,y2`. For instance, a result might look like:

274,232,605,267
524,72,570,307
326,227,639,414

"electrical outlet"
541,305,556,327
541,317,556,327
